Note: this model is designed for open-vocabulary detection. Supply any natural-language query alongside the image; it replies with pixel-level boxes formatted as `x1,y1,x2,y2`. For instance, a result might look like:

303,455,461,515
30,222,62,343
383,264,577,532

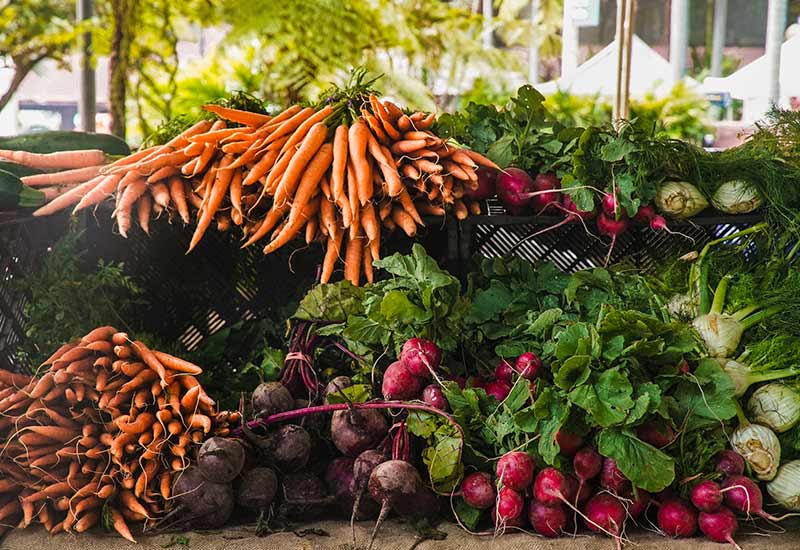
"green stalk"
731,304,760,322
740,305,785,330
709,275,731,315
749,367,800,386
735,402,749,427
698,263,711,315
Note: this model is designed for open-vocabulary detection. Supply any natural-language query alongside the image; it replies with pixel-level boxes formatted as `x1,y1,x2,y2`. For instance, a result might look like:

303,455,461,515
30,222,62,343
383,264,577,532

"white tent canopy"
537,34,698,98
702,34,800,99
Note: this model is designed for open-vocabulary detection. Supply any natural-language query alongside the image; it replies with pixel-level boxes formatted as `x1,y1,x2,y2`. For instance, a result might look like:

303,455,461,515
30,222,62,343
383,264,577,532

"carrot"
106,506,136,543
305,217,319,244
0,500,20,522
0,148,106,170
391,139,427,155
112,332,129,345
320,197,337,239
131,340,170,387
416,112,436,129
0,369,31,387
241,147,280,186
363,242,374,284
23,425,79,442
343,231,364,286
145,351,200,377
321,229,344,284
145,165,179,184
23,481,73,503
348,121,372,207
188,154,235,251
330,124,349,202
414,158,443,174
136,194,152,234
463,149,500,170
346,160,360,239
79,325,116,345
262,106,315,146
397,188,424,225
372,142,403,197
28,372,54,399
203,104,271,126
32,175,106,216
21,165,105,187
262,197,320,254
184,413,211,433
188,127,240,145
392,207,417,237
277,105,334,158
115,412,155,435
360,204,381,261
383,101,404,120
273,122,328,208
119,369,157,393
159,472,171,500
229,168,243,225
362,110,389,144
119,490,150,519
397,114,412,131
287,143,332,222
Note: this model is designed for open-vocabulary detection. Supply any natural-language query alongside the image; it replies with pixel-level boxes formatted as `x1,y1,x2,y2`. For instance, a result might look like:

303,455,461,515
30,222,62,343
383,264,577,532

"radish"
422,384,448,410
636,420,675,448
628,489,651,519
633,204,656,223
466,376,485,389
460,471,495,510
381,360,423,400
484,379,512,402
601,193,623,217
496,451,535,491
657,499,697,537
555,430,583,456
331,409,388,457
715,450,745,477
583,493,626,550
494,360,514,383
721,474,789,521
491,503,525,529
699,506,741,549
496,168,535,212
596,214,629,266
600,458,631,495
448,375,466,389
515,352,543,380
464,167,498,201
649,215,669,232
562,194,596,220
495,486,524,522
573,446,602,503
690,480,723,512
533,467,577,505
530,173,562,214
400,338,441,379
528,500,568,538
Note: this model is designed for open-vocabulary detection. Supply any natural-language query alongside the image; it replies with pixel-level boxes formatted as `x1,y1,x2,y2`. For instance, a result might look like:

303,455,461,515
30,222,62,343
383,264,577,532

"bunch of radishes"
381,337,445,406
458,353,544,402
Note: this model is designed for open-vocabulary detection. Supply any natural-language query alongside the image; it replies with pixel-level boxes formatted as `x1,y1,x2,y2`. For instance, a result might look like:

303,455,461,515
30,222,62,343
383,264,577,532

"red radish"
421,384,448,410
464,167,498,201
657,499,697,538
715,450,745,477
690,480,723,512
530,173,562,214
628,489,651,519
573,446,602,503
495,451,535,492
583,493,626,549
528,501,568,538
650,215,669,232
573,477,593,505
533,467,576,505
677,359,691,375
514,352,543,380
494,360,514,383
636,420,675,448
563,194,596,220
491,503,525,528
699,506,741,548
495,487,524,522
596,213,629,237
601,193,623,217
484,379,512,402
448,375,466,389
633,204,656,223
460,471,495,510
467,376,485,389
400,338,441,379
600,458,631,495
496,168,535,211
381,361,423,400
555,431,583,456
721,475,786,521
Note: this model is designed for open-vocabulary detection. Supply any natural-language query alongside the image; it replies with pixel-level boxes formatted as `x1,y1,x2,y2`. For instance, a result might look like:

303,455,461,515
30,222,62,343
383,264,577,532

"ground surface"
3,521,799,549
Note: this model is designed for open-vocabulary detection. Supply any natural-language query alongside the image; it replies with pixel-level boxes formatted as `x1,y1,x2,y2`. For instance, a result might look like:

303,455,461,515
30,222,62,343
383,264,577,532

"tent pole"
77,0,95,132
710,0,728,78
613,0,626,122
529,0,541,83
622,0,636,120
765,0,787,105
670,0,690,85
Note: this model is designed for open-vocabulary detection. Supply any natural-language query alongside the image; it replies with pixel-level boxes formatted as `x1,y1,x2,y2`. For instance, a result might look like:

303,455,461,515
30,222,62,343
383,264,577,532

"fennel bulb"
711,180,762,214
731,421,781,481
718,358,800,397
693,313,744,358
655,181,709,218
747,383,800,433
767,460,800,511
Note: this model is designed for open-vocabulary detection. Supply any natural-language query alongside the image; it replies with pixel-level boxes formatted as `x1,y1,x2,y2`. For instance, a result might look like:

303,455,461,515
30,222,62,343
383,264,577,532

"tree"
0,0,79,113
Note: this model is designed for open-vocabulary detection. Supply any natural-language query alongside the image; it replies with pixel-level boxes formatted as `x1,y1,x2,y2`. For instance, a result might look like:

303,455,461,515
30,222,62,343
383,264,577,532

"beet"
331,409,388,457
324,376,353,402
324,457,379,520
368,460,435,548
237,467,278,511
400,338,441,378
494,360,514,382
555,431,583,457
657,499,697,538
464,166,498,201
266,424,311,472
600,458,631,495
495,451,535,491
381,360,423,400
280,472,331,520
172,467,234,529
715,450,745,477
252,382,294,418
515,352,543,380
496,168,535,211
422,384,448,410
690,480,723,513
484,379,512,402
460,471,496,510
528,500,568,537
197,437,246,483
351,450,387,522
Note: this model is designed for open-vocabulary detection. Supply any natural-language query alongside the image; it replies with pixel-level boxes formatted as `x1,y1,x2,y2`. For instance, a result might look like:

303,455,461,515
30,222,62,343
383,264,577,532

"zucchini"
0,169,45,209
0,131,130,156
0,161,43,178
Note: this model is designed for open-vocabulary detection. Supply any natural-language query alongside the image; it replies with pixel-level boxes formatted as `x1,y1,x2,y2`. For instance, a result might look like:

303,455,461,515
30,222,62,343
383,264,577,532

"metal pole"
765,0,788,105
710,0,727,77
482,0,493,49
561,0,579,78
622,0,636,120
670,0,690,85
77,0,95,132
613,0,626,121
528,0,541,83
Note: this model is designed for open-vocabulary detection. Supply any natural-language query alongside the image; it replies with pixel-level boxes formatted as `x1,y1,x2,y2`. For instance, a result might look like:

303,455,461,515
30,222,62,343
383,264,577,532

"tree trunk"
109,0,133,138
0,58,37,113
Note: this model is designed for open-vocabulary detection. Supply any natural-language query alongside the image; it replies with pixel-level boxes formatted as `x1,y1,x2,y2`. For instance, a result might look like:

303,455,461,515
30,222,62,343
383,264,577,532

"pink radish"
628,489,651,519
555,431,583,457
530,173,562,214
495,451,535,492
484,379,512,402
495,487,524,522
573,446,602,505
657,499,697,538
496,168,535,212
381,361,423,400
421,384,448,410
715,450,745,477
533,467,577,506
699,506,742,549
649,215,669,232
636,420,675,448
690,480,723,513
601,193,623,217
514,352,543,380
563,194,596,220
583,493,626,550
460,472,495,510
720,475,794,521
600,458,631,495
494,360,514,383
633,204,656,223
400,338,441,378
596,214,629,266
492,502,525,529
528,500,568,538
463,166,498,201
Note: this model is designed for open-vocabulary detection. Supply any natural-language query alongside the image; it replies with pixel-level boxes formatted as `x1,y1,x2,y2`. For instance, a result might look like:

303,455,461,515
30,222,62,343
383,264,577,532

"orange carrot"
363,242,374,284
187,127,239,145
186,414,212,433
21,165,104,187
107,506,136,543
273,122,328,208
397,188,424,225
32,175,106,216
343,231,363,286
263,197,320,254
167,176,190,224
360,204,381,261
241,147,280,186
203,104,271,126
277,105,334,158
321,228,344,284
119,490,150,519
137,194,152,234
241,203,290,248
463,149,500,170
262,106,315,146
346,161,360,240
152,350,203,375
79,325,116,344
131,340,170,387
188,154,235,251
348,121,371,206
305,218,318,244
229,168,243,225
331,124,348,202
287,143,332,223
320,198,336,238
391,139,427,154
0,149,106,170
145,165,179,184
397,114,412,131
392,206,417,236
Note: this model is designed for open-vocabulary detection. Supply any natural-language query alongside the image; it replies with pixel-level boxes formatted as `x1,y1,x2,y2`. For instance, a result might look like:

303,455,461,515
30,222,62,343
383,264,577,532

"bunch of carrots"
0,327,236,541
3,150,112,204
29,92,496,286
